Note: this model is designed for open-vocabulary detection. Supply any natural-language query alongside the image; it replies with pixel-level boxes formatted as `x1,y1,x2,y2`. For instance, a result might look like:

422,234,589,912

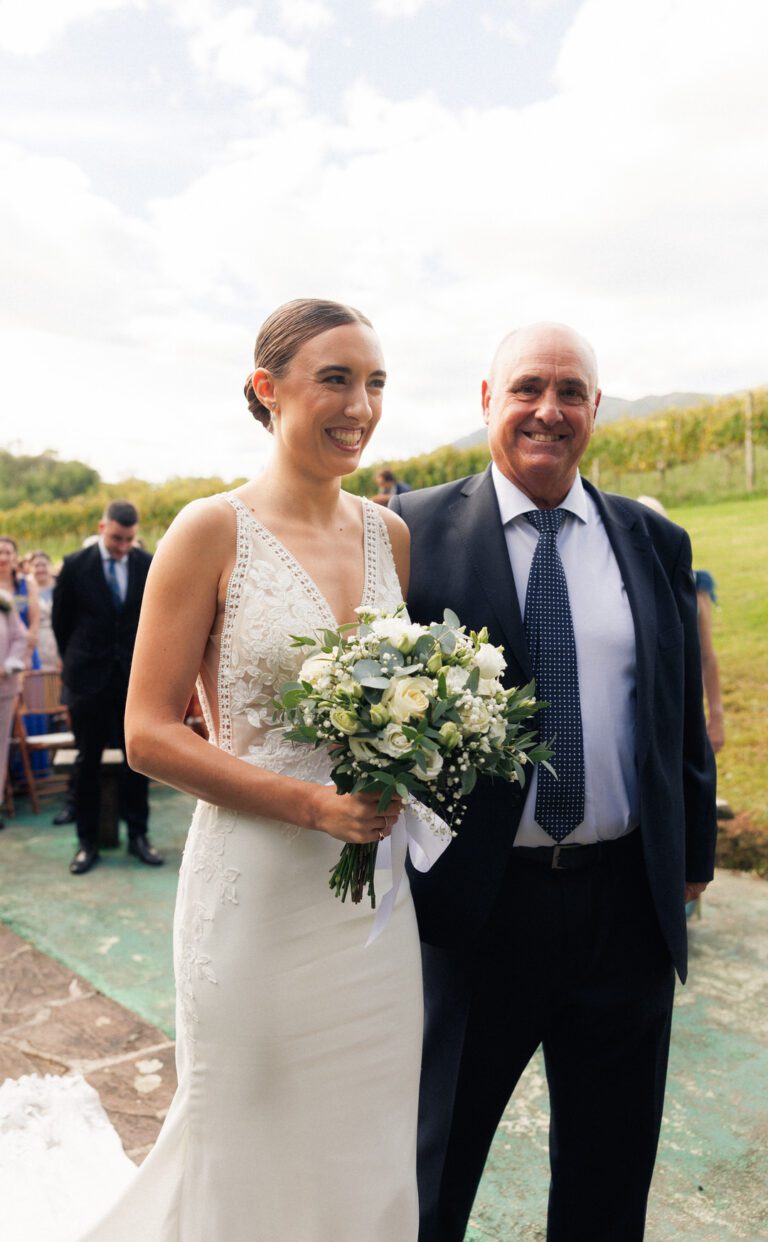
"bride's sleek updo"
244,298,374,432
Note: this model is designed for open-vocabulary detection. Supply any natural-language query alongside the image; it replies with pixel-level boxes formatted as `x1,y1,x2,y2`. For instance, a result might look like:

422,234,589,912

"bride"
80,299,423,1240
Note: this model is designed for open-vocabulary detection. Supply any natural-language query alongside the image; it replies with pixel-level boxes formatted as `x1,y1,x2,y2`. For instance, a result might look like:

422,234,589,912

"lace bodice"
197,495,404,784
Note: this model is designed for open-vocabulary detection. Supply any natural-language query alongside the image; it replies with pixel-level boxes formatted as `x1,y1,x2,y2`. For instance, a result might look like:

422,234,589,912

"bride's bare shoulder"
152,493,237,568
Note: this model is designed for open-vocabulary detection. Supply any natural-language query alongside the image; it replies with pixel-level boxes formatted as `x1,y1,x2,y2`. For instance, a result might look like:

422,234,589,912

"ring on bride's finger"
378,831,385,841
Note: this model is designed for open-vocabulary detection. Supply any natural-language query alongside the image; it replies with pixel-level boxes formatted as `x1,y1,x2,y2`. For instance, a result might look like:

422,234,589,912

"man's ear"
481,379,491,426
593,388,601,423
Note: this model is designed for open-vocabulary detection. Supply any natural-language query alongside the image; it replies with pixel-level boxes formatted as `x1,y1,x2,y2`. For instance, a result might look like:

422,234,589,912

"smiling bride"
78,299,423,1240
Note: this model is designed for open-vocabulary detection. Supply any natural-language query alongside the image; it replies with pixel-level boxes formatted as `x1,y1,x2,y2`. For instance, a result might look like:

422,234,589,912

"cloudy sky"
2,0,766,482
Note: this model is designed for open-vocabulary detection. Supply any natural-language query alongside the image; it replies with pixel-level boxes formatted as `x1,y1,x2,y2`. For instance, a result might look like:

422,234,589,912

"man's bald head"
488,322,600,400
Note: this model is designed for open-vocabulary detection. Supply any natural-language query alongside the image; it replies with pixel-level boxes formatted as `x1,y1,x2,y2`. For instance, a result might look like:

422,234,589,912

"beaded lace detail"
178,495,402,1042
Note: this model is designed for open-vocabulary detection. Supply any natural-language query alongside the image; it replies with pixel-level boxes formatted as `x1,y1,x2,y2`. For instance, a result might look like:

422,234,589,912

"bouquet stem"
330,842,378,906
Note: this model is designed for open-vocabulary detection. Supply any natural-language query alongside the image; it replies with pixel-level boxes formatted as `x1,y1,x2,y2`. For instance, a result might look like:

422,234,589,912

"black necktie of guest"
523,508,585,841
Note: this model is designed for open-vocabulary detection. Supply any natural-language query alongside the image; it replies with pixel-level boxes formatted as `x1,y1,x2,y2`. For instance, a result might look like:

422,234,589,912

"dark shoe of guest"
128,835,164,866
716,798,734,821
70,847,100,875
53,805,76,826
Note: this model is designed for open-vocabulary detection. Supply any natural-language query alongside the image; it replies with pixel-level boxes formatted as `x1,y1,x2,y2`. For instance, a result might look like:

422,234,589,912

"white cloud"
174,5,309,97
145,0,768,434
0,0,136,55
3,0,768,481
480,12,527,45
0,327,268,481
371,0,439,18
0,142,153,338
278,0,334,36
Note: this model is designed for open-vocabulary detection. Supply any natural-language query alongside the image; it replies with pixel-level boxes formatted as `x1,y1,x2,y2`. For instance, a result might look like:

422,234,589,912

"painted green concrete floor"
0,786,191,1036
2,791,767,1240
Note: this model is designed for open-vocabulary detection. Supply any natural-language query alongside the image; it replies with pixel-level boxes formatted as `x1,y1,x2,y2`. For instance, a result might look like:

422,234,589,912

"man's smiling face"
482,323,601,509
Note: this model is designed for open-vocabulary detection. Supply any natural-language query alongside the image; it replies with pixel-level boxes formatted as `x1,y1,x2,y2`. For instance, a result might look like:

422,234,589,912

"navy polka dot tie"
523,509,585,841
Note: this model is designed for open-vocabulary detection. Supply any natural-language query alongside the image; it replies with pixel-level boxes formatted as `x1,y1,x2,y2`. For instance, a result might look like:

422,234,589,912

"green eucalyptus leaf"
378,643,405,667
414,634,436,660
377,787,395,813
353,658,382,680
460,766,478,795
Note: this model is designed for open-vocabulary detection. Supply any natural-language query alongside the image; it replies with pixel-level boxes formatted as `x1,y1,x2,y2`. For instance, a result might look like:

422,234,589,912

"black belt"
509,829,640,871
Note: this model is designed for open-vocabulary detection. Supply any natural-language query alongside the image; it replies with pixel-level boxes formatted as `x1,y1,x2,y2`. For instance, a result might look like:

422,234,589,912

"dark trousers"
417,831,676,1242
68,672,149,850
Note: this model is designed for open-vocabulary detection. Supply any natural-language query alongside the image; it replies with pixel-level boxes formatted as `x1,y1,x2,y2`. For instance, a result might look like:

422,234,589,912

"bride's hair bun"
245,298,374,433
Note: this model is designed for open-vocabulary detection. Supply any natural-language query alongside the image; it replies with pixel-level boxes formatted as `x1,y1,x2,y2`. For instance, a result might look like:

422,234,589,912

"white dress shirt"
491,464,640,845
98,537,129,603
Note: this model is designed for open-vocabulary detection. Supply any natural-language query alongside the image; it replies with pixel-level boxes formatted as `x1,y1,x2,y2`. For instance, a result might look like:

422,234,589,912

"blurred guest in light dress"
0,588,28,828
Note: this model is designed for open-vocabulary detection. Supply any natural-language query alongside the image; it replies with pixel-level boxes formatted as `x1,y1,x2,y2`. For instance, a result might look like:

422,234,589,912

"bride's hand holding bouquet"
275,605,552,906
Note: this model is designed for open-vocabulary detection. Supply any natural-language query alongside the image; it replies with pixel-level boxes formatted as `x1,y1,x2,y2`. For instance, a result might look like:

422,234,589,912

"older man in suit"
390,322,717,1242
53,500,163,874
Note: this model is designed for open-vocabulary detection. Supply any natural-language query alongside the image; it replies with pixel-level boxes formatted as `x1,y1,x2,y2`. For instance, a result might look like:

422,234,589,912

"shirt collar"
490,463,589,527
98,536,127,564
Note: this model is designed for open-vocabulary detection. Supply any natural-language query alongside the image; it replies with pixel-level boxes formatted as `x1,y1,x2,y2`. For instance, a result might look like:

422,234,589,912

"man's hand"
685,881,709,903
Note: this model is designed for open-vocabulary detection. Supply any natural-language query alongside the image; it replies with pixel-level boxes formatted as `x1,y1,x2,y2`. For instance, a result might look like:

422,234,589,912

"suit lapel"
448,468,532,681
585,481,656,767
124,549,141,613
87,544,117,612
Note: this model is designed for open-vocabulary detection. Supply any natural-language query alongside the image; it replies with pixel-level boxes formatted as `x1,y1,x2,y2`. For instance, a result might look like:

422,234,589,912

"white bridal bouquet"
275,605,552,907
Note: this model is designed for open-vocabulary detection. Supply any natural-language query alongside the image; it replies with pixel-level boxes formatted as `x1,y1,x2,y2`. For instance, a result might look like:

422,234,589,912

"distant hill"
451,392,716,450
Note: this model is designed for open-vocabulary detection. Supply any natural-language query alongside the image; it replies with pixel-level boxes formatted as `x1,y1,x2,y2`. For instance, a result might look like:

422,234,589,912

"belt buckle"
551,844,577,870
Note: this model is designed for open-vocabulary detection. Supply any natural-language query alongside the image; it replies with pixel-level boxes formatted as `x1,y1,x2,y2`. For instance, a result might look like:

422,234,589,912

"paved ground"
0,922,176,1163
1,790,767,1239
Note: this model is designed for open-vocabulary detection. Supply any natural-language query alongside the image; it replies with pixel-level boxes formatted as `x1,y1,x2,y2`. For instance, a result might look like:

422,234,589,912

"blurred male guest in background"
372,467,412,504
391,322,717,1242
53,501,163,874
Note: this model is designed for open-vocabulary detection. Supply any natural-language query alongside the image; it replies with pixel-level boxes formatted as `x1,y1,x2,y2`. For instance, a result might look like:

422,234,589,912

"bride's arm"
125,499,396,842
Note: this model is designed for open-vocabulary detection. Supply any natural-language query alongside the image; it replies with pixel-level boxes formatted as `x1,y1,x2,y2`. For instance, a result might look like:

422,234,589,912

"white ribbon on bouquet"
366,796,454,946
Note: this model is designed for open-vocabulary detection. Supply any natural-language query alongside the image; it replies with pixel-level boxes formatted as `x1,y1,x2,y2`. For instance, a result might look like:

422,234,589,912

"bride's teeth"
327,429,363,446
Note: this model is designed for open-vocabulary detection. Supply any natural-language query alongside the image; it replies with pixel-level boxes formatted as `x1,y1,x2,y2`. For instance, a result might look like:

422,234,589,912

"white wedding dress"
77,494,423,1240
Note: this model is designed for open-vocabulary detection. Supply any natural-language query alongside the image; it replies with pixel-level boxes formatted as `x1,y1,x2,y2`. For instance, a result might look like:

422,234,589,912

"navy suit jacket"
391,468,717,982
52,543,152,703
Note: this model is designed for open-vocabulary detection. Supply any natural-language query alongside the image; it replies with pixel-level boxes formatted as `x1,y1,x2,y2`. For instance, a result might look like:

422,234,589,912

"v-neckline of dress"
227,494,377,630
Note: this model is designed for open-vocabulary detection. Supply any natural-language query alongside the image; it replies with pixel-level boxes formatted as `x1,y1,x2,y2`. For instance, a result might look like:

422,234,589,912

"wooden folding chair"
9,671,75,814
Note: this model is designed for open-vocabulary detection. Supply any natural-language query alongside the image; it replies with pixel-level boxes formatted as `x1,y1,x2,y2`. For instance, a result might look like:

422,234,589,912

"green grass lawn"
669,495,768,840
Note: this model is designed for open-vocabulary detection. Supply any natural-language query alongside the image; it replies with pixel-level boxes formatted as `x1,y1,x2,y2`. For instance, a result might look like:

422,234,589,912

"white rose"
370,618,424,653
370,618,408,645
458,697,492,734
383,675,434,723
334,675,363,700
472,643,506,681
413,749,444,781
299,652,335,686
477,678,503,697
488,718,507,744
328,706,360,735
374,722,414,759
349,737,381,762
444,666,469,695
